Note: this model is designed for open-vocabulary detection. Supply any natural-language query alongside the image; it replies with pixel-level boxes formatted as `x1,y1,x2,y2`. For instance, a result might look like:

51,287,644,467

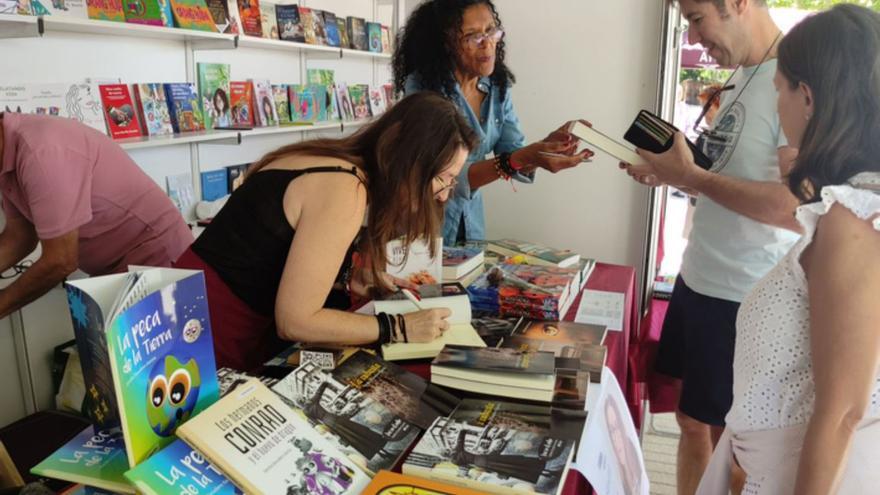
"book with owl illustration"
123,438,240,495
177,379,370,495
65,268,221,468
31,425,134,494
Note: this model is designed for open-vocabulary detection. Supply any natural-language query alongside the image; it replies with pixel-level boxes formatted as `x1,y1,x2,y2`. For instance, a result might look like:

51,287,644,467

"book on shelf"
368,86,387,116
0,0,32,14
323,10,340,47
0,84,29,115
403,399,576,495
366,21,382,53
380,25,391,53
271,83,292,125
234,0,261,37
487,239,580,268
156,0,173,27
348,84,371,119
346,16,367,51
98,84,142,140
289,84,316,124
386,237,442,286
200,169,228,201
124,438,240,495
382,82,396,107
3,82,108,135
249,79,276,127
228,81,254,127
223,0,240,33
374,283,487,361
272,351,458,475
256,0,276,38
275,3,303,42
205,0,237,33
164,82,206,133
177,378,371,495
197,62,232,130
30,425,133,494
225,163,249,193
309,8,326,45
168,0,216,32
299,5,316,44
362,470,487,495
312,84,330,122
121,0,163,25
28,0,86,19
134,83,174,137
64,267,221,466
165,172,196,217
335,83,353,121
442,246,484,280
87,0,125,21
431,345,557,402
336,17,349,50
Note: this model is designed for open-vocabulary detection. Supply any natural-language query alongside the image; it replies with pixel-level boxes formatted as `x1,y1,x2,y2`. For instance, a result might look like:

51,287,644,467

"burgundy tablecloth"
403,262,639,495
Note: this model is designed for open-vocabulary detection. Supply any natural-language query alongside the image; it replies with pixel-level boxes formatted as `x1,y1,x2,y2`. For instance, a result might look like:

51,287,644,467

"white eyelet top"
726,173,880,433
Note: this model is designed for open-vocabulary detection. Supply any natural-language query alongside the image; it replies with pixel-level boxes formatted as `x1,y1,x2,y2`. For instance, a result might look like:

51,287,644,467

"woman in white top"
697,5,880,495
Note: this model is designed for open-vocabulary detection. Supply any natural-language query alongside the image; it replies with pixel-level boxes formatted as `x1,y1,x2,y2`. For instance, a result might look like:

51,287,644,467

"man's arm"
0,229,79,319
0,216,39,273
628,133,802,232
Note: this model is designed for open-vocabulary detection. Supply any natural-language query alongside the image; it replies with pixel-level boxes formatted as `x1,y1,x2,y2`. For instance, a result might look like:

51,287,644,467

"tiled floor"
643,413,681,495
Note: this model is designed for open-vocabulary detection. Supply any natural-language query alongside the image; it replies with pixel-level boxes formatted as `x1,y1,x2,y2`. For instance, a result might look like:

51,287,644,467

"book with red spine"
98,84,142,140
228,81,255,127
235,0,261,37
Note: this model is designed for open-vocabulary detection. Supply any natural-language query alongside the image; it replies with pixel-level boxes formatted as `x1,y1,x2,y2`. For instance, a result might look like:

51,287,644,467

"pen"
400,288,425,311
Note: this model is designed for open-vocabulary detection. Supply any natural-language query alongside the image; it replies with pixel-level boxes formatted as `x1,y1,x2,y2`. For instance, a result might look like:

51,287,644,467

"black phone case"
624,109,713,171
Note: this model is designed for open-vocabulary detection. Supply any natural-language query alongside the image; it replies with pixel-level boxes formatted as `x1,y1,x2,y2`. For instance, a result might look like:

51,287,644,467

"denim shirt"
404,74,529,244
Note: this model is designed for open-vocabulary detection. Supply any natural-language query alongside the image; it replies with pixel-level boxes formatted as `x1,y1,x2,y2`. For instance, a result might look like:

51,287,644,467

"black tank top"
192,166,361,316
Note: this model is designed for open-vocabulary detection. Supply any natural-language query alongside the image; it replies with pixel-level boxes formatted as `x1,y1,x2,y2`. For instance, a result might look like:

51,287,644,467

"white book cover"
29,0,87,18
0,84,31,114
177,379,370,495
249,79,277,127
8,82,107,135
368,86,386,116
386,237,442,286
0,0,32,14
165,172,196,220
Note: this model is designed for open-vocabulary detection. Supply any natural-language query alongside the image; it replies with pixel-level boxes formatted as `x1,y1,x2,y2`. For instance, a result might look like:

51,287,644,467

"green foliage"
679,68,733,84
766,0,880,10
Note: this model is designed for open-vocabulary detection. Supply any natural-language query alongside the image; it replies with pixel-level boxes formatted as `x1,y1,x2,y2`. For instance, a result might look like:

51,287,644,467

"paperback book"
28,0,86,18
165,172,196,218
288,84,316,123
197,62,232,129
121,0,163,25
87,0,125,21
272,83,291,125
335,83,353,121
169,0,216,32
362,470,486,495
164,82,206,133
98,84,142,140
123,438,240,495
346,16,366,50
64,268,221,466
348,84,371,119
442,246,484,280
366,21,382,53
30,426,133,494
228,81,254,127
487,239,580,268
336,18,349,50
368,86,387,116
249,79,276,127
275,3,303,42
323,10,339,47
134,83,174,137
200,169,228,201
205,0,236,33
309,8,326,45
299,6,316,44
177,379,370,495
380,25,391,53
234,0,261,37
256,0,276,38
386,237,442,286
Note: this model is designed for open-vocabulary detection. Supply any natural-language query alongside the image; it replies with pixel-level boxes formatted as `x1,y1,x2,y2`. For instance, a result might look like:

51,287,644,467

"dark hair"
392,0,514,100
778,4,880,203
247,92,478,293
213,88,229,113
668,0,766,14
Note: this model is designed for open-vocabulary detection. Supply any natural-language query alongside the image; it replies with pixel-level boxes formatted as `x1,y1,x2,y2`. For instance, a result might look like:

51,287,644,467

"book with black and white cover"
176,379,370,495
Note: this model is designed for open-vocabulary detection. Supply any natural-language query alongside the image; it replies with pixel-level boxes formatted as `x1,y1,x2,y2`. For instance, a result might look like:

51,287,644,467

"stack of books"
442,246,485,288
469,263,580,320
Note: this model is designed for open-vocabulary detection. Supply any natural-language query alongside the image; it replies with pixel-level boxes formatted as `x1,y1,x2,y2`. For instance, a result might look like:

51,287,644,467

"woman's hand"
403,308,452,342
513,122,593,174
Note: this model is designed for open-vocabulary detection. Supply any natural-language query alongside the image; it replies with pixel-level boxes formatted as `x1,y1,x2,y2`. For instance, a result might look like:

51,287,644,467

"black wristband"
498,152,517,176
397,314,408,343
375,313,392,344
388,312,399,342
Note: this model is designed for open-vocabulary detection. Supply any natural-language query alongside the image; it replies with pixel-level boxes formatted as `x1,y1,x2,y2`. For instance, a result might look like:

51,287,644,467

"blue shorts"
654,276,740,426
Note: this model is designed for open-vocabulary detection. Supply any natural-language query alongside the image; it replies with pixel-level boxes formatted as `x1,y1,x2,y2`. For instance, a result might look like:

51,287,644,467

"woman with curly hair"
393,0,592,244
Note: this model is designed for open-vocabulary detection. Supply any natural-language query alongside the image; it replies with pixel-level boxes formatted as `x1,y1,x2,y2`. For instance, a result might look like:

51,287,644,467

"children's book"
309,8,326,45
249,78,276,126
0,84,30,115
28,0,86,18
336,17,349,50
177,379,371,495
64,268,221,467
348,84,371,119
87,0,125,21
403,400,576,495
121,0,163,25
169,0,216,32
362,470,486,495
134,83,174,137
200,169,228,201
164,82,205,133
234,0,260,37
123,438,240,495
0,0,32,14
306,69,336,122
30,426,133,494
311,84,329,122
196,62,232,129
380,25,391,53
271,83,291,125
335,83,353,121
256,0,276,38
323,10,339,47
366,21,382,53
299,5,315,44
346,16,366,50
382,82,396,108
228,81,254,127
368,86,387,116
165,172,196,218
98,84,142,140
156,0,173,26
205,0,235,33
23,82,107,135
275,3,303,42
288,84,315,124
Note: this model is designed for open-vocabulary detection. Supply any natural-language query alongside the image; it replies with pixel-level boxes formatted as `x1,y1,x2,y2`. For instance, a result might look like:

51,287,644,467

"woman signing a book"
174,92,478,371
393,0,593,245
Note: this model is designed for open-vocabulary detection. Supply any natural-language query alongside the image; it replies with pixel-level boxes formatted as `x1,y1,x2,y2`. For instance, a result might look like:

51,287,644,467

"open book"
372,288,486,360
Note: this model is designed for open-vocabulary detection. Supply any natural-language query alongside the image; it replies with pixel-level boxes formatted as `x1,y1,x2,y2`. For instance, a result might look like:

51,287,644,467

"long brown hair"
778,4,880,203
247,92,478,292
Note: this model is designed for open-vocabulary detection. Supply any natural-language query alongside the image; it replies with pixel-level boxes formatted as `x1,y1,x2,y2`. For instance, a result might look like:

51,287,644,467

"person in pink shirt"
0,112,193,319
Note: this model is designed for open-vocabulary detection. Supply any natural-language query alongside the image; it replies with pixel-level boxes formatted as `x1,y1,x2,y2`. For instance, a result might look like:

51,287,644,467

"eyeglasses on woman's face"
433,175,458,199
460,27,504,49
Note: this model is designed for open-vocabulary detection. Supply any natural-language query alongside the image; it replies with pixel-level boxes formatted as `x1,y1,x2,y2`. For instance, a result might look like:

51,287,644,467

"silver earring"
805,113,812,121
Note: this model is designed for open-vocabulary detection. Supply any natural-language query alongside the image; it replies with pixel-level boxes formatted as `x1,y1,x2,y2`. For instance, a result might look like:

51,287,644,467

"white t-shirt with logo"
680,59,800,303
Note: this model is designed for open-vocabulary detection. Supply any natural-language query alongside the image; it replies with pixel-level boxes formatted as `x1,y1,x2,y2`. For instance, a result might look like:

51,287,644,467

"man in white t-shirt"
622,1,801,493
